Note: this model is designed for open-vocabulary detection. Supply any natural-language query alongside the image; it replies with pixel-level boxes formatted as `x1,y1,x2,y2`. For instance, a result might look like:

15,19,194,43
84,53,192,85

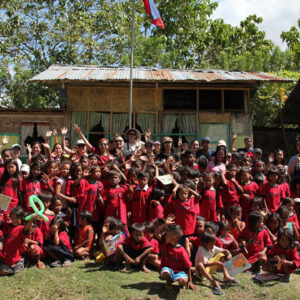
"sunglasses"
99,143,108,146
78,144,86,148
115,140,123,143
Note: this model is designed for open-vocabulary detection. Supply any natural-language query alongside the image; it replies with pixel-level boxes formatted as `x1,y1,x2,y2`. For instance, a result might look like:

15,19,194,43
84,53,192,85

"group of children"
0,128,300,295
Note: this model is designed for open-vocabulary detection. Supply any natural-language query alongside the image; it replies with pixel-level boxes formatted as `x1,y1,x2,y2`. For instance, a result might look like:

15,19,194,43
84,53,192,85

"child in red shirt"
22,161,47,212
74,210,94,259
144,221,161,270
160,224,196,290
282,197,300,230
239,212,272,270
172,183,200,239
148,188,165,222
239,167,259,218
260,167,285,213
228,205,245,241
23,216,45,268
221,163,243,212
0,159,21,218
118,223,152,273
103,171,132,226
44,216,74,267
0,206,33,275
200,172,223,222
130,171,152,224
266,228,300,280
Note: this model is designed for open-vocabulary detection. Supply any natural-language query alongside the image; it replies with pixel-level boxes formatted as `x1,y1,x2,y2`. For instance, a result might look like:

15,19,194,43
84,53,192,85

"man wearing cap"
12,144,23,169
197,137,214,161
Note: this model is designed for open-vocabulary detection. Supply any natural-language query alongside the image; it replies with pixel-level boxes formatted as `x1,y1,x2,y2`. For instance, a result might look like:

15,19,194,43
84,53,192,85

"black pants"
44,241,74,262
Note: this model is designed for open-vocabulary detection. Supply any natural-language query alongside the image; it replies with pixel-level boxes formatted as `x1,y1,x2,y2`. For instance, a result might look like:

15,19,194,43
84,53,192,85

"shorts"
0,258,24,275
161,267,188,282
123,245,151,260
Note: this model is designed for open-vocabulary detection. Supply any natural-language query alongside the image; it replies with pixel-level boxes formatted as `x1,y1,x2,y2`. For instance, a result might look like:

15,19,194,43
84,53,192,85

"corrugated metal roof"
29,64,294,84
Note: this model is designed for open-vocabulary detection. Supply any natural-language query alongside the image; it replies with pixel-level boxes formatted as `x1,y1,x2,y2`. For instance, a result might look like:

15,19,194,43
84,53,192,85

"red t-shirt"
288,213,300,230
130,186,153,224
59,231,72,252
268,244,300,272
69,179,87,215
0,223,24,265
240,181,259,218
189,235,202,249
38,214,55,241
26,227,43,246
260,183,286,213
240,228,272,264
147,237,160,254
123,236,151,251
200,189,223,222
280,182,290,197
148,200,164,222
174,197,197,235
222,179,240,210
104,185,129,224
82,179,104,221
1,177,21,216
160,242,192,273
22,179,48,212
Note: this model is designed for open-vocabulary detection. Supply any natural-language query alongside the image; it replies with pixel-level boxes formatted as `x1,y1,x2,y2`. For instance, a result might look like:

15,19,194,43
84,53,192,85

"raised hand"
1,135,9,145
45,130,53,138
52,129,57,136
61,127,68,135
268,153,275,163
73,123,81,134
25,144,32,153
145,128,151,141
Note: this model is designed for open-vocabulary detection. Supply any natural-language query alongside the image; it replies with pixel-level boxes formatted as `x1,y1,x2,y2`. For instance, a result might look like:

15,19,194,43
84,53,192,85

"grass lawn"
1,260,299,300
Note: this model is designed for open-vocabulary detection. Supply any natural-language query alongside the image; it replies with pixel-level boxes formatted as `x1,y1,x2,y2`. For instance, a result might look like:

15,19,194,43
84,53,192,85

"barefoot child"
74,210,94,259
117,223,152,273
160,224,196,290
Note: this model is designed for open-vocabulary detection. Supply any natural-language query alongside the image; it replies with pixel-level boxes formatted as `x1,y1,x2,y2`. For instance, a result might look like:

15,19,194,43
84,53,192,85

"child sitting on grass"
74,210,94,259
117,223,152,273
195,231,239,295
44,216,74,267
266,228,300,282
160,224,196,290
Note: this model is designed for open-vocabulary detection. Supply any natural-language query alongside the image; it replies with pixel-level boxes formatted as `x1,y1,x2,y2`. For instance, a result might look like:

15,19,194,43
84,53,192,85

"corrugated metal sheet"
29,64,294,83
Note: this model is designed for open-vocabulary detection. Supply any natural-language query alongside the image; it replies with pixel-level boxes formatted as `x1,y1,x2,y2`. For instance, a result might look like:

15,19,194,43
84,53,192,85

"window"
163,89,196,110
199,90,222,110
224,90,244,110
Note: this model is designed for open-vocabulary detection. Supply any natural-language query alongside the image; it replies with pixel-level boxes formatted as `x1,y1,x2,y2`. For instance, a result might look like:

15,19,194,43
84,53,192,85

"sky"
213,0,300,49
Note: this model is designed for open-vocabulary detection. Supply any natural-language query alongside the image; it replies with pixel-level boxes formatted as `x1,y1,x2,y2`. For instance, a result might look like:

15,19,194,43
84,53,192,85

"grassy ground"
1,260,299,300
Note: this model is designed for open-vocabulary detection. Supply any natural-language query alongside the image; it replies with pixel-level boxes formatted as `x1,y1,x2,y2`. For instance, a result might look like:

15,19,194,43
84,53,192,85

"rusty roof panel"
29,65,295,84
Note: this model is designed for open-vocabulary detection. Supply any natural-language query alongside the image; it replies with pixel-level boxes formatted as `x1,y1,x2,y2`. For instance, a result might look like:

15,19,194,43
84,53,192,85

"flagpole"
129,0,135,129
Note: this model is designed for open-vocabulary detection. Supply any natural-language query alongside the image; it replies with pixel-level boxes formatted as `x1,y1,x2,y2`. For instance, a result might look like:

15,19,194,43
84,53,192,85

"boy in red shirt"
239,167,259,218
221,163,243,212
160,224,196,290
130,171,152,224
117,223,152,273
0,206,34,275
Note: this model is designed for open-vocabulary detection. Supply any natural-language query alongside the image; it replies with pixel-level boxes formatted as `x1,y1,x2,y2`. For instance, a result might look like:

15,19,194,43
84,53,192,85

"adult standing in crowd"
123,128,144,154
288,137,300,181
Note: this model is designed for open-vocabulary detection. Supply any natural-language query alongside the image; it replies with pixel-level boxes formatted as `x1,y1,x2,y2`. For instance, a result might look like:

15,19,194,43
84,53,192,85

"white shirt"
195,245,223,265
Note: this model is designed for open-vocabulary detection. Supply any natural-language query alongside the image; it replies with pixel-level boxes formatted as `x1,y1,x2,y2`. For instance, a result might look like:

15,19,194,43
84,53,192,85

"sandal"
50,260,61,268
213,286,224,295
224,278,240,285
37,261,46,269
62,260,72,267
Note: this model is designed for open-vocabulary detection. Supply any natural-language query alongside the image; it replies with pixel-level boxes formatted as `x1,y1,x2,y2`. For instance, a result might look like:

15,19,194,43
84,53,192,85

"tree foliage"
0,0,299,113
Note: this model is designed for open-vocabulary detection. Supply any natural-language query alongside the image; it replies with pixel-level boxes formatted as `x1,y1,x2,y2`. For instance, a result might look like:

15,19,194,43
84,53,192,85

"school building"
0,65,292,153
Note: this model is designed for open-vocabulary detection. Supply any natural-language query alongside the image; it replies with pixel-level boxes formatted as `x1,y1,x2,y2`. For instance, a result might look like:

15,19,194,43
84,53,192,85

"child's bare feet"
120,264,131,273
141,265,151,273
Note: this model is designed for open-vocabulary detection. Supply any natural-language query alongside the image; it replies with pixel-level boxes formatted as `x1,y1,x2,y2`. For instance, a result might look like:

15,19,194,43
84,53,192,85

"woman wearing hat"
124,128,144,154
156,137,180,163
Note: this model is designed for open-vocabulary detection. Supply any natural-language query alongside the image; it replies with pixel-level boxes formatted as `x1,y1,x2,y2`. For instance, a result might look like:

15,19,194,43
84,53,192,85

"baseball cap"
254,148,262,154
217,140,227,147
76,139,85,145
202,137,211,142
20,164,30,173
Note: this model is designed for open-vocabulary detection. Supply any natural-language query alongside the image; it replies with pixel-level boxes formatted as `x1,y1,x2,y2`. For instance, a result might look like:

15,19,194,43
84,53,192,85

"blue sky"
213,0,300,49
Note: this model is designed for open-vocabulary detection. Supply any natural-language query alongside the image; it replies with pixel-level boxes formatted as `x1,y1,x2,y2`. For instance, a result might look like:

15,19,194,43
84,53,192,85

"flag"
143,0,165,29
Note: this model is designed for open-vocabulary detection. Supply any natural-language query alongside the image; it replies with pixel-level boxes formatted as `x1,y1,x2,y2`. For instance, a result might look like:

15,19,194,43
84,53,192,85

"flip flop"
50,260,61,268
213,286,224,295
224,278,240,285
62,260,72,267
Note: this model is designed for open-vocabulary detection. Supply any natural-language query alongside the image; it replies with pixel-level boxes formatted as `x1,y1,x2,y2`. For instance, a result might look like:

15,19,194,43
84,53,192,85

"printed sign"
224,253,251,277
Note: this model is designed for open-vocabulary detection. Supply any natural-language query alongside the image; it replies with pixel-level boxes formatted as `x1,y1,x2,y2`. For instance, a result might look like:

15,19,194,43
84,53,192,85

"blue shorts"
161,267,188,282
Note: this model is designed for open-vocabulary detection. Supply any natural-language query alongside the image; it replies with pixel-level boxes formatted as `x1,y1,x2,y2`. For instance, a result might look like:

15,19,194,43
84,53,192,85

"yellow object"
95,252,106,265
206,253,225,274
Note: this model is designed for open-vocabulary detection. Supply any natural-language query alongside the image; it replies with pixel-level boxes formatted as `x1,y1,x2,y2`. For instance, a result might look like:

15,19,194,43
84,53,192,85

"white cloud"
213,0,300,49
